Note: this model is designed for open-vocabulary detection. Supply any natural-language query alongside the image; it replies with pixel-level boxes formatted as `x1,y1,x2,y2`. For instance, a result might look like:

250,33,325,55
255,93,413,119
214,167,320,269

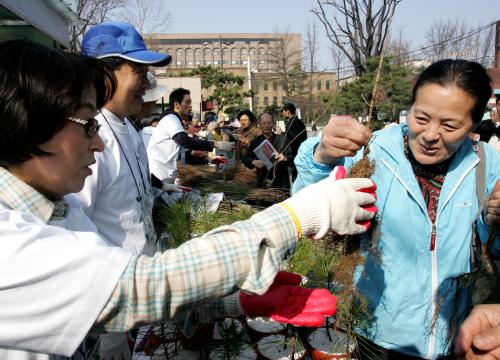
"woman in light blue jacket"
293,59,500,359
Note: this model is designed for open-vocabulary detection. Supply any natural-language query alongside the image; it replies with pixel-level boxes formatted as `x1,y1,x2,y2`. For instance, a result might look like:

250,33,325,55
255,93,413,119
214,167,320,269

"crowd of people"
0,20,498,360
139,89,309,191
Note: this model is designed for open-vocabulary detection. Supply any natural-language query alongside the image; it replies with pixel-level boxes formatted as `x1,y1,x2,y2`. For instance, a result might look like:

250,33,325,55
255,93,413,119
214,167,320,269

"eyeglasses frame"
67,116,100,137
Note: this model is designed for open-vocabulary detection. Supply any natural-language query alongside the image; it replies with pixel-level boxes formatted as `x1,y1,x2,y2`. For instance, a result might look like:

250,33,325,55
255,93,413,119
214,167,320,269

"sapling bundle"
296,52,387,359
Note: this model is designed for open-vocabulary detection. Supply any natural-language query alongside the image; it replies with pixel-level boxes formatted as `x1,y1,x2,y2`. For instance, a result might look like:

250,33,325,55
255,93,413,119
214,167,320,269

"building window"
317,81,322,91
326,80,330,90
281,96,286,105
213,49,221,65
203,48,211,65
282,83,286,90
253,82,259,92
194,48,202,66
241,48,248,64
272,96,277,105
222,48,229,65
186,48,193,66
176,49,184,67
249,47,257,65
255,97,260,105
273,81,277,91
258,47,266,67
264,83,268,91
231,48,239,65
264,96,269,106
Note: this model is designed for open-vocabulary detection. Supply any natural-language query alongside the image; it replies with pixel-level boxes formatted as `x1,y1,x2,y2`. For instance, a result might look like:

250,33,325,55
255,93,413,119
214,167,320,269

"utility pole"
219,35,223,68
247,54,253,111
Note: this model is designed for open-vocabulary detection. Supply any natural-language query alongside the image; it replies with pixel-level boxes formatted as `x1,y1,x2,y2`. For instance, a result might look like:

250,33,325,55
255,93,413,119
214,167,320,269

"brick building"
144,32,336,119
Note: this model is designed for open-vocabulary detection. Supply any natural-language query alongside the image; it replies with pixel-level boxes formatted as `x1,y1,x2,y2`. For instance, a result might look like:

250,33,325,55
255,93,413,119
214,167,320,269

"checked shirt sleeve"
92,204,299,332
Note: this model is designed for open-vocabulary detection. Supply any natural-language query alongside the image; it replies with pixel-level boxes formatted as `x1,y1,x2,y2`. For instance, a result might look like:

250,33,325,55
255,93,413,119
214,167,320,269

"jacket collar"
0,166,67,223
373,124,479,205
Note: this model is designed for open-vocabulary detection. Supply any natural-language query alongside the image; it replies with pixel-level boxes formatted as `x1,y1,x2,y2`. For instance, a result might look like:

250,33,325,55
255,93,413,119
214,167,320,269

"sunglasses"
67,117,100,137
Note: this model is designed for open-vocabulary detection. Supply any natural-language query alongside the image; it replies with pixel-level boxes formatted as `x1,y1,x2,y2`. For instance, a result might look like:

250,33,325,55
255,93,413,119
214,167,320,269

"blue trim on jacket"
293,124,500,358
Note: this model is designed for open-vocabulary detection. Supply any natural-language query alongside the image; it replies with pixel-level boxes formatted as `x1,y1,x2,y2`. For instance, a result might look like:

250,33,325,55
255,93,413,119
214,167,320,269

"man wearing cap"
76,22,173,358
78,21,169,254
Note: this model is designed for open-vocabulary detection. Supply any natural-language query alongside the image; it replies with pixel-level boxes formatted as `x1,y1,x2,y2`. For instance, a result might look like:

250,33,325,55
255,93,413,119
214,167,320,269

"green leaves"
326,57,414,123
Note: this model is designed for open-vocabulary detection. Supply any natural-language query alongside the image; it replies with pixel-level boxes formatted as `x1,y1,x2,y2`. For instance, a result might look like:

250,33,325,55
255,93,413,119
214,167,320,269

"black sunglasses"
67,117,101,137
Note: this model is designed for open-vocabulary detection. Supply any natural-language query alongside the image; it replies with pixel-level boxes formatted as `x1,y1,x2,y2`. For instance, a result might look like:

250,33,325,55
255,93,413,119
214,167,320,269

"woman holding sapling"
293,59,500,359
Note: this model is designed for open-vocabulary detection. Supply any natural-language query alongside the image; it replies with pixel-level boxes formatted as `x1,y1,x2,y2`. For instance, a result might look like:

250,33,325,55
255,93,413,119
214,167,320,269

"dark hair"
281,102,296,115
0,40,116,167
411,59,492,124
259,111,275,123
237,109,256,125
495,94,500,104
169,87,190,109
99,56,128,71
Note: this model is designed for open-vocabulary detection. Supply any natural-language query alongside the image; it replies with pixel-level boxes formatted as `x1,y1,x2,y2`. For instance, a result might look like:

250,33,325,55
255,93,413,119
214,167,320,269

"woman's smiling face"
408,83,476,165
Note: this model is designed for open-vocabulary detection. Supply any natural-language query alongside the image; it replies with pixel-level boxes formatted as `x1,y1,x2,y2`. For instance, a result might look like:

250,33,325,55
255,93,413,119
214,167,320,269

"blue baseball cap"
82,22,171,66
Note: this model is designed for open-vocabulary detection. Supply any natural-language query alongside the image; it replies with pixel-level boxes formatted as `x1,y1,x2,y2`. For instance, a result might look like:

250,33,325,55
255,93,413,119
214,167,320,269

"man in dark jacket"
243,112,293,189
474,94,500,144
281,102,307,179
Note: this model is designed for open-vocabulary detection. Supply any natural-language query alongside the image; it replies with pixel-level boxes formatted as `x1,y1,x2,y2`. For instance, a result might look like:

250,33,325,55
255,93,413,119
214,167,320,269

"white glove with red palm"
281,166,377,239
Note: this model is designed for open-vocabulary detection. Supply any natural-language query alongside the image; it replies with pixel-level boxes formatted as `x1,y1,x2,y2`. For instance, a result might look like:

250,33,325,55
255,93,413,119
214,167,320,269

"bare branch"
311,0,401,75
112,0,171,35
69,0,126,53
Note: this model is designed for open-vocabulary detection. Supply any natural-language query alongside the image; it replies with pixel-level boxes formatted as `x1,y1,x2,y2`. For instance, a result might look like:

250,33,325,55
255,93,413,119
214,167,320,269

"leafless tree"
304,22,319,123
386,28,412,65
69,0,125,53
113,0,171,35
311,0,402,76
266,25,304,99
423,19,495,67
330,44,347,90
477,25,494,67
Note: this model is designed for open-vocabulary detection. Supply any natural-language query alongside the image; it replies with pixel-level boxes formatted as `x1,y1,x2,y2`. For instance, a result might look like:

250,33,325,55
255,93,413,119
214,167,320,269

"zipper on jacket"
430,224,436,251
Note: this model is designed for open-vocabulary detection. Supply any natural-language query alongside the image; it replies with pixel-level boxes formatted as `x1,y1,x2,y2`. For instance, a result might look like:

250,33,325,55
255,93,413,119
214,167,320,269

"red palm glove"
209,155,227,164
333,165,377,231
240,271,337,327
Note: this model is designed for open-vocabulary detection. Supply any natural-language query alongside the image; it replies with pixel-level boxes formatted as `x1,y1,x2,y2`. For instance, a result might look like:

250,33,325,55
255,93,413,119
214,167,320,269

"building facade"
145,32,301,73
144,32,336,119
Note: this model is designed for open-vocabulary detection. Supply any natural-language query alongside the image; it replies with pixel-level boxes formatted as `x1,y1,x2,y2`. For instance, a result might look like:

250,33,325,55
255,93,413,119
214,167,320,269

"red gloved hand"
273,270,302,286
332,165,377,230
240,271,337,327
209,156,227,164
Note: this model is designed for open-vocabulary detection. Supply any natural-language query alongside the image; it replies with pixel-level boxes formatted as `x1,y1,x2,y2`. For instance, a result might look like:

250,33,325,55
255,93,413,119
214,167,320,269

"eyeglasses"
67,117,100,137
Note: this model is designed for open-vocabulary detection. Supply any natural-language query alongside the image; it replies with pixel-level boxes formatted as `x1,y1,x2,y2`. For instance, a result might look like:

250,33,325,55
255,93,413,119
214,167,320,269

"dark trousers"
354,335,456,360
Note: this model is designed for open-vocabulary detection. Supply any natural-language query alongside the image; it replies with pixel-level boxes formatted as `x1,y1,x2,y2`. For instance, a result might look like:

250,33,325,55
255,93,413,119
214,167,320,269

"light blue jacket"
293,124,500,359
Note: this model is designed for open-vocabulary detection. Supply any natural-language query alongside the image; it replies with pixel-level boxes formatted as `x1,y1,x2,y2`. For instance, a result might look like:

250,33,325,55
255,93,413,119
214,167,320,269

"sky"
158,0,500,71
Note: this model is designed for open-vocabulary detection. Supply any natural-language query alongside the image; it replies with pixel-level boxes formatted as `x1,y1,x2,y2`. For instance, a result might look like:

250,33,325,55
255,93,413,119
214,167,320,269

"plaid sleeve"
93,204,298,332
